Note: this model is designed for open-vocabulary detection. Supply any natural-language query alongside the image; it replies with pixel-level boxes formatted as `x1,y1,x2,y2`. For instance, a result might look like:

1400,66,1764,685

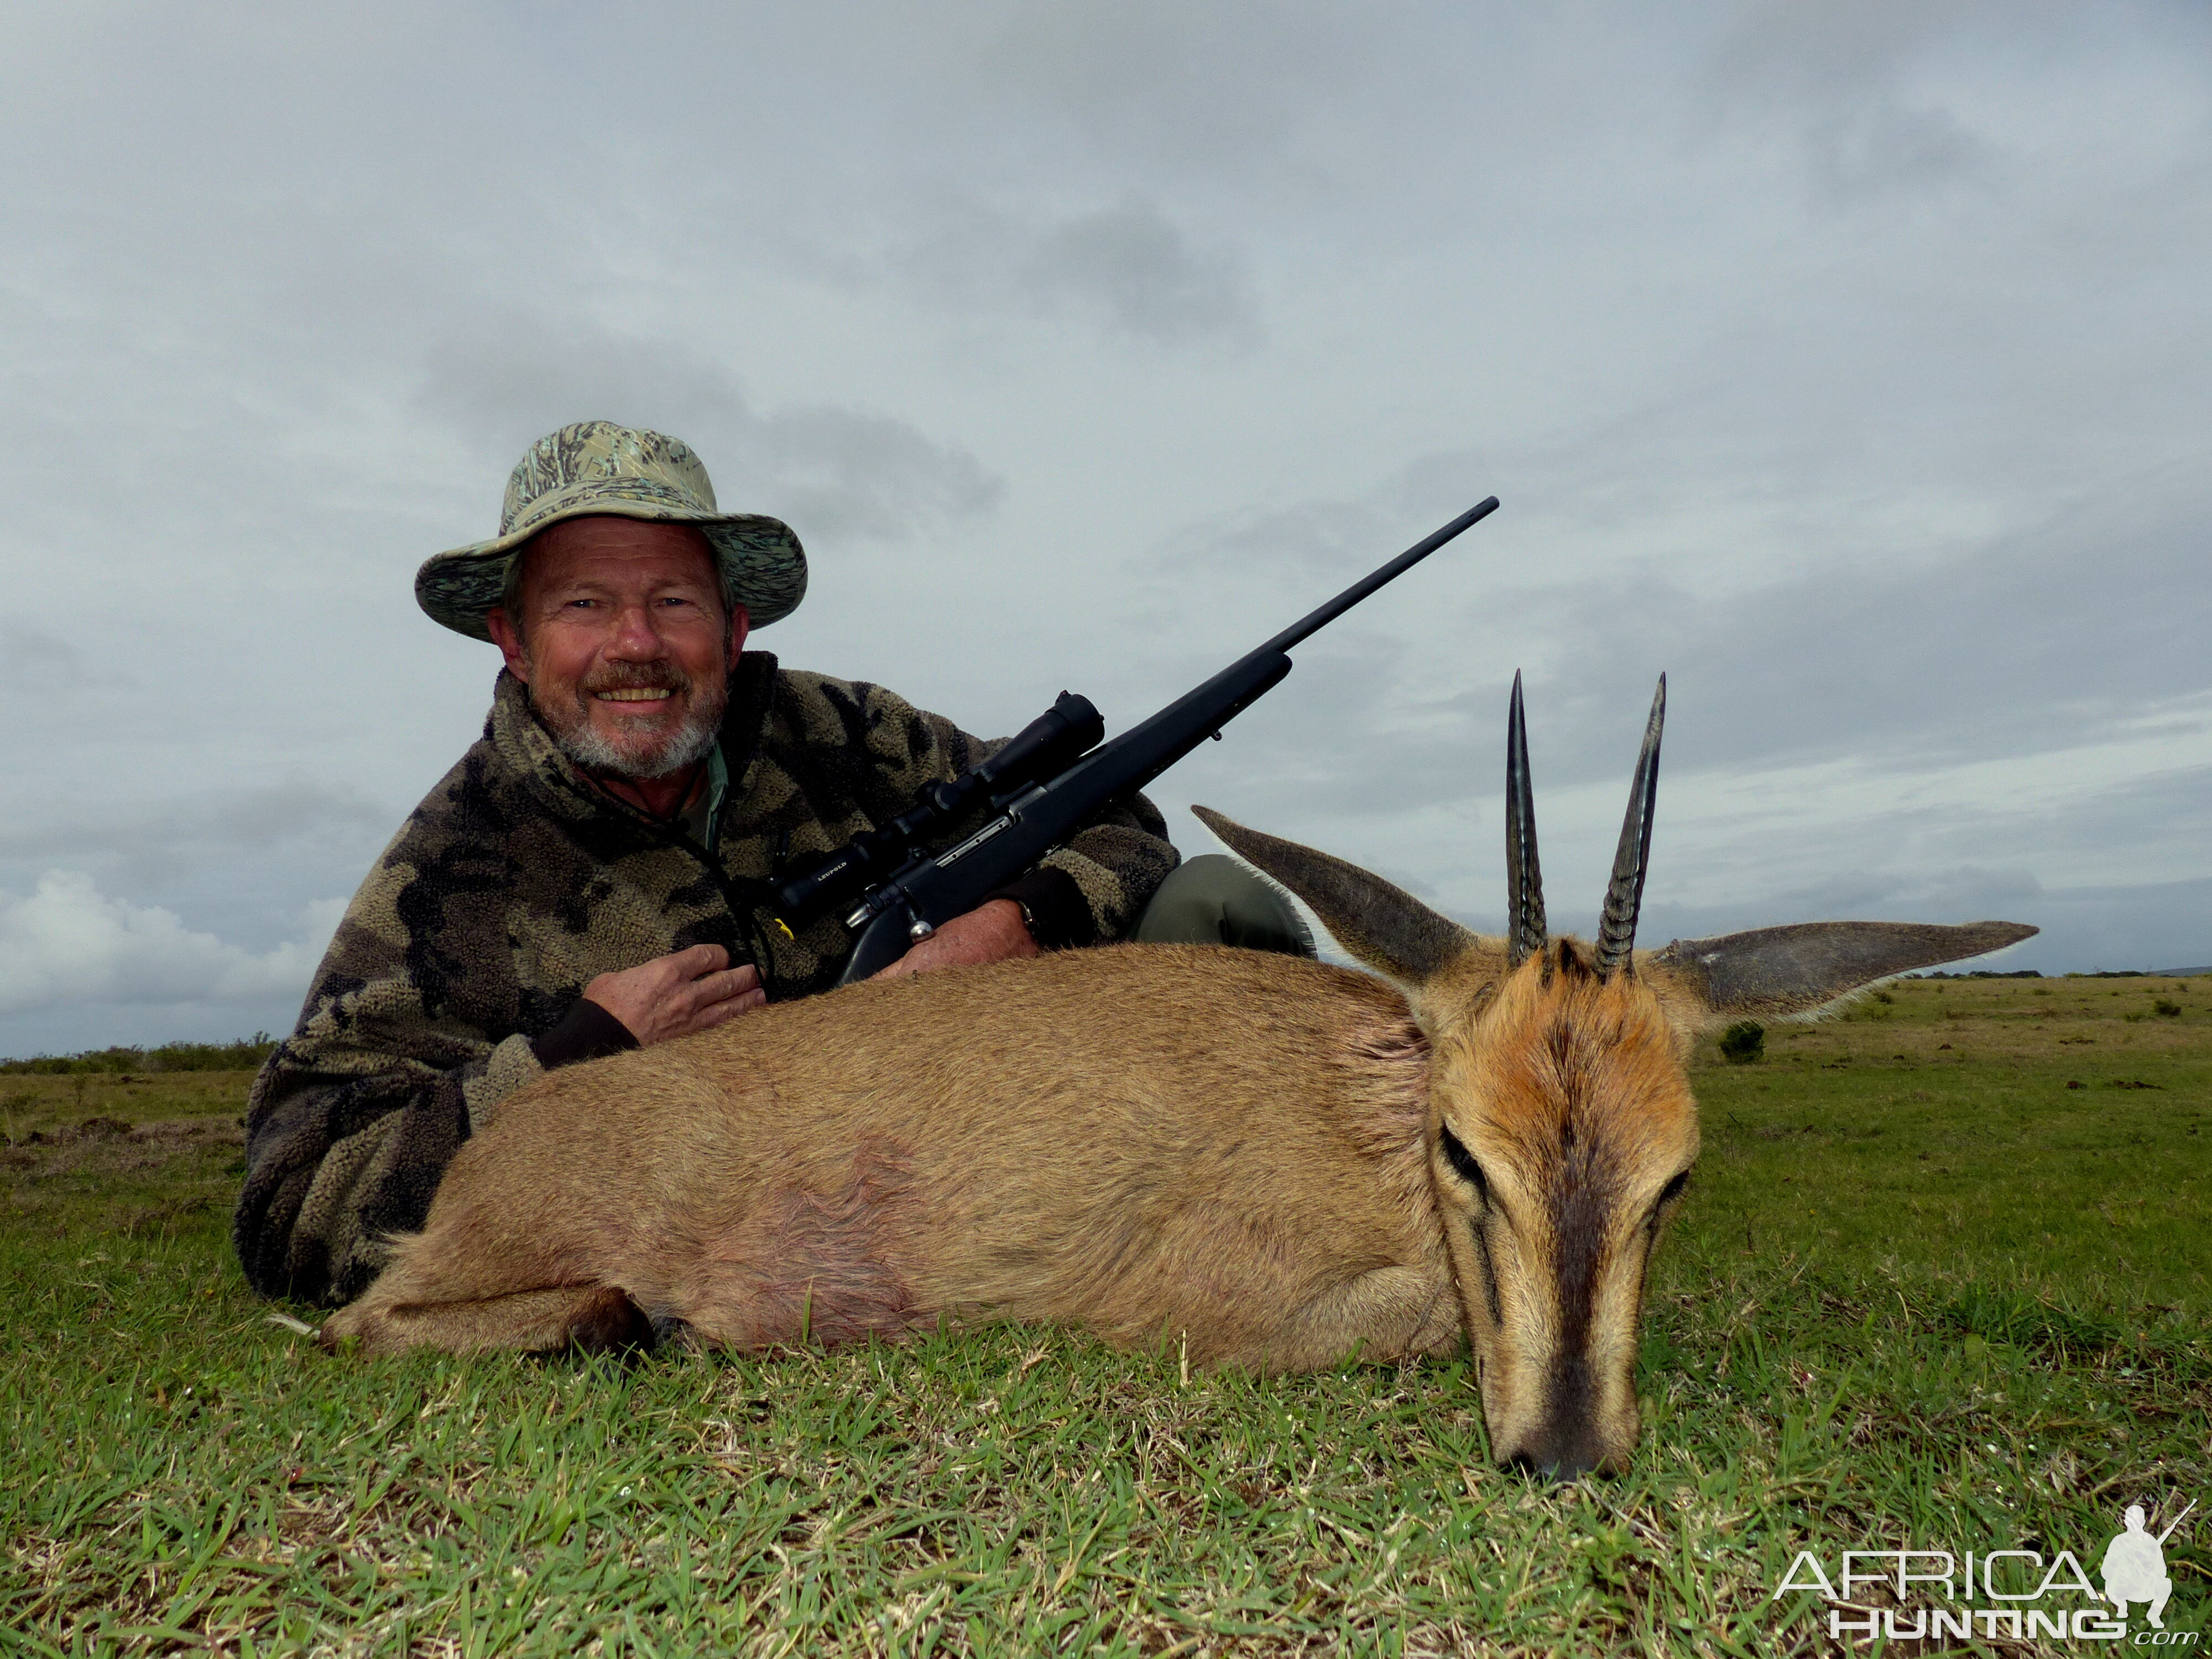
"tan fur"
1417,940,1699,1474
324,946,1463,1374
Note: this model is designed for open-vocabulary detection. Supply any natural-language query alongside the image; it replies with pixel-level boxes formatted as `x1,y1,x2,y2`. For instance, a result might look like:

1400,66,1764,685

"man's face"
485,516,749,779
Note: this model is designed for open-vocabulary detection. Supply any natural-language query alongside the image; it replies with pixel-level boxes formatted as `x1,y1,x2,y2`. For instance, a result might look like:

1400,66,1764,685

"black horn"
1594,675,1665,977
1506,671,1546,967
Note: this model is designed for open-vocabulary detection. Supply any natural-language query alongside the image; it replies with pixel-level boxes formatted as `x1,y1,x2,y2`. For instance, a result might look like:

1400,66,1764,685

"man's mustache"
580,662,692,697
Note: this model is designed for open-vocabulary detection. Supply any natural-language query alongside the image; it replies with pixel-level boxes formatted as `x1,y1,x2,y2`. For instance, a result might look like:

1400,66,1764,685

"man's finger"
677,943,731,976
670,966,759,1015
700,966,759,1002
690,986,766,1032
674,952,748,990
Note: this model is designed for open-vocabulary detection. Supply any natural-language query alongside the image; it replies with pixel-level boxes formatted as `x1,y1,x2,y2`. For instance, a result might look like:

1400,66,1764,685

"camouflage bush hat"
415,420,808,640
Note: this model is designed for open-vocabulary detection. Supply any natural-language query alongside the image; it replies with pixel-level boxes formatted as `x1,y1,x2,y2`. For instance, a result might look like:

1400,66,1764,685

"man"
236,421,1307,1306
2102,1504,2180,1630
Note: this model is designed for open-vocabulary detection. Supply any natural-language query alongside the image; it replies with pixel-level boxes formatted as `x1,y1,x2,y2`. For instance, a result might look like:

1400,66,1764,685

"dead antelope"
321,676,2032,1477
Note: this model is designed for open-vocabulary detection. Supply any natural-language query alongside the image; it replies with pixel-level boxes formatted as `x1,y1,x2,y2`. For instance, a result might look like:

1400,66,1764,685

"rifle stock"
815,495,1501,985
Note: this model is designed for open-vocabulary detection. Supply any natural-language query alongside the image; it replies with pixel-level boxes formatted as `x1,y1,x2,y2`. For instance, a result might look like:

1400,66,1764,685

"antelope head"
1194,674,2034,1479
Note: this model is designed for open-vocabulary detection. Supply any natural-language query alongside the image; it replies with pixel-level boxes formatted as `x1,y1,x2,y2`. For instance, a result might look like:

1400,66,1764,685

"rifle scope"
773,690,1104,932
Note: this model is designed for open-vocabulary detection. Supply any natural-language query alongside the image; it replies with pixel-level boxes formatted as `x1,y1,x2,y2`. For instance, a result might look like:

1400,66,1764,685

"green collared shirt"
677,742,731,853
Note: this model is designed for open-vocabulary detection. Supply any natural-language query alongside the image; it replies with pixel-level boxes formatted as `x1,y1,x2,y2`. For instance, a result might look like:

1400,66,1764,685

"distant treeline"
0,1035,280,1075
1910,968,2205,980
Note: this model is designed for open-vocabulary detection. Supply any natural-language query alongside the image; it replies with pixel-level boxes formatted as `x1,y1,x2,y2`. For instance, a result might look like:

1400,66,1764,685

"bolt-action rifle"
774,495,1501,985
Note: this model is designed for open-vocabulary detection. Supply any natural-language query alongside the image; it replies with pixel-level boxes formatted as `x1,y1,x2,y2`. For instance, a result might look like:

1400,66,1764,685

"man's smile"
595,688,675,703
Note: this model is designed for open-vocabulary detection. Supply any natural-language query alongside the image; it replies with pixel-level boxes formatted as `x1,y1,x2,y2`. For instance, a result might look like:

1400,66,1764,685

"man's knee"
1132,854,1316,956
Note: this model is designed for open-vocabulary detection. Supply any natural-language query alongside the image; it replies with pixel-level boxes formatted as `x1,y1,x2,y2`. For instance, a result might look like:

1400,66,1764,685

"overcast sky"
3,1,2208,1055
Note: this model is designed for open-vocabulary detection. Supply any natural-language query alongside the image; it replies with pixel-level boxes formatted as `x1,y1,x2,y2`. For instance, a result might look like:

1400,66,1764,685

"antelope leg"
1280,1265,1460,1370
319,1284,650,1357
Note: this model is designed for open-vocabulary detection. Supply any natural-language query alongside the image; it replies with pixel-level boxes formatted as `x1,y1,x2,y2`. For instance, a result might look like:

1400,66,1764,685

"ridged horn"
1594,674,1665,978
1505,671,1546,967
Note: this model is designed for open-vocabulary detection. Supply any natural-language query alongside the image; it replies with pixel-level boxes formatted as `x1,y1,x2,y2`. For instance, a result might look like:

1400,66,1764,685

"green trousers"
1129,854,1316,957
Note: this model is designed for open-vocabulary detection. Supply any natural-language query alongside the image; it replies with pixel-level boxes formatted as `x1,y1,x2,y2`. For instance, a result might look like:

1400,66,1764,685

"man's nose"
603,601,670,657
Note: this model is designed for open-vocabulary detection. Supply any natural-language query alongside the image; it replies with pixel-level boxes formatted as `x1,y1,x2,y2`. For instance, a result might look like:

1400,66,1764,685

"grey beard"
540,681,729,780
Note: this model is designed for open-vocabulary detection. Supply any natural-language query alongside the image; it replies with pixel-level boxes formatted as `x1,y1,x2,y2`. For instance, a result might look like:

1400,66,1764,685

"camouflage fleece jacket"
234,654,1177,1305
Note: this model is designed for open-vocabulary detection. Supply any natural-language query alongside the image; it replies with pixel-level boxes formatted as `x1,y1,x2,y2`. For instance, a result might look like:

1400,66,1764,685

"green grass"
3,979,2207,1655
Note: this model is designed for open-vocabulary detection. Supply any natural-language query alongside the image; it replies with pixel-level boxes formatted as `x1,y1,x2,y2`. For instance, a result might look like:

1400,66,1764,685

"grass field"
2,976,2206,1656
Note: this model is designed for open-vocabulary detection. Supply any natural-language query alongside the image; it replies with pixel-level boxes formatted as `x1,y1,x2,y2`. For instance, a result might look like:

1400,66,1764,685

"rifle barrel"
1259,496,1499,657
828,492,1502,984
2158,1498,2197,1544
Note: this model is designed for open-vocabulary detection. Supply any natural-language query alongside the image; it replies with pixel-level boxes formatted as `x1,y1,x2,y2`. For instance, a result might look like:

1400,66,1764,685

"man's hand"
870,898,1039,983
583,945,764,1046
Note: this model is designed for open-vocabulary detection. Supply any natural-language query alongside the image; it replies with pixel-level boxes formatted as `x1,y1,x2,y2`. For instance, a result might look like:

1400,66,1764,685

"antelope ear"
1647,920,2038,1020
1192,806,1478,991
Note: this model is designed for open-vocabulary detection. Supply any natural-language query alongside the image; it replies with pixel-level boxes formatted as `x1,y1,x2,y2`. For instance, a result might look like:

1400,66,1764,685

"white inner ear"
1253,862,1325,961
1201,836,1337,967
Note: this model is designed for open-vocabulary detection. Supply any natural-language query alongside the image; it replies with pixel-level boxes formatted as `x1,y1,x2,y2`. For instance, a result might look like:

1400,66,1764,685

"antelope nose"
1504,1423,1609,1483
1506,1448,1601,1483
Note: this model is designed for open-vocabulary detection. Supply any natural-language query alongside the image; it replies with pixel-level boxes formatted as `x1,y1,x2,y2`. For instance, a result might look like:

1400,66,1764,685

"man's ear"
1645,920,2038,1021
1192,806,1478,993
485,607,530,682
726,602,750,670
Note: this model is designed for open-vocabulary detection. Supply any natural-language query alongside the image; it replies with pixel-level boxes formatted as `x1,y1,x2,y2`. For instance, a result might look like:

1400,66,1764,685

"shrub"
1717,1020,1766,1064
0,1034,278,1075
2154,998,2182,1017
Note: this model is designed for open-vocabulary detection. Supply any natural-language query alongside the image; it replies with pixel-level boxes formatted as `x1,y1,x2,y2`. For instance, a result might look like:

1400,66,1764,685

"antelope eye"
1437,1123,1491,1203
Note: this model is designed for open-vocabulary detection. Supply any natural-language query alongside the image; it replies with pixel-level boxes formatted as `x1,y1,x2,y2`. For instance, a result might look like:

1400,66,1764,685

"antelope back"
321,943,1465,1371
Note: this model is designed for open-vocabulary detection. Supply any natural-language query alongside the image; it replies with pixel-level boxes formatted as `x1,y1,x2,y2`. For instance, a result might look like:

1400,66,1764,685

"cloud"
0,620,106,690
1519,486,2212,782
0,781,394,867
0,872,341,1019
1019,197,1258,344
1128,444,2212,830
413,313,1005,544
1800,97,1987,204
1,0,2208,1043
898,193,1258,345
1147,495,1406,582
